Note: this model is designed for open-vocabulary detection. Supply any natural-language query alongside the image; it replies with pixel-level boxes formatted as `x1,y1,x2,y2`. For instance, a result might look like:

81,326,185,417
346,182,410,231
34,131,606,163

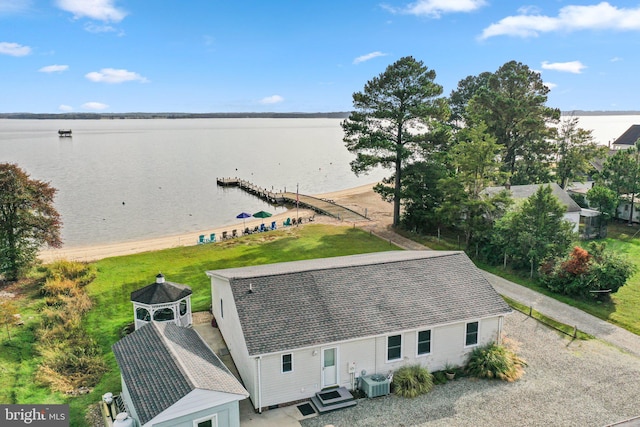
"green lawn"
2,224,399,426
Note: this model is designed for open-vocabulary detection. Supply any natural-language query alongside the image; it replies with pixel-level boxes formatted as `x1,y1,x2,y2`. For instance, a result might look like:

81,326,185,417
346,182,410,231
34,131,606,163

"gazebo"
131,273,192,330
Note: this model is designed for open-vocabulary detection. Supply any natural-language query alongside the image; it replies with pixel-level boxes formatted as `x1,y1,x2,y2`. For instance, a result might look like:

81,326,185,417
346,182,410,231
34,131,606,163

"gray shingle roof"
207,251,511,356
112,322,247,425
613,124,640,147
131,281,192,304
483,183,581,213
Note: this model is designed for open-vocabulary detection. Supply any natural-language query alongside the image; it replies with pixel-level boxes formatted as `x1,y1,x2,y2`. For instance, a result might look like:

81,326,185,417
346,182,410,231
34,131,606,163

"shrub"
466,342,526,382
391,365,434,398
44,260,96,287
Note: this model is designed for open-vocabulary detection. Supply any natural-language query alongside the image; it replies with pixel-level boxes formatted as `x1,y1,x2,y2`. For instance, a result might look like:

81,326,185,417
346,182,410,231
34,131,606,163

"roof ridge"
154,323,197,390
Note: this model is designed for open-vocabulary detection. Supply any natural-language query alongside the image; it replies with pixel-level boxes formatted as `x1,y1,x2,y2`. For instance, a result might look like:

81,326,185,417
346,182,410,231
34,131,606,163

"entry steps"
309,386,357,414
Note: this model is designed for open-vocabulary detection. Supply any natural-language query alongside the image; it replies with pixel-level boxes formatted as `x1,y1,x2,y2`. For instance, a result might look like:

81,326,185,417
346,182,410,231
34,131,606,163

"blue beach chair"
270,221,277,230
198,235,206,244
209,233,216,243
283,217,291,227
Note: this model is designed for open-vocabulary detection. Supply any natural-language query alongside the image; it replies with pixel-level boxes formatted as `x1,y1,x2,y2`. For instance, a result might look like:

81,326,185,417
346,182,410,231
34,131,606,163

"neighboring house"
206,250,511,412
131,274,192,330
612,124,640,150
483,183,582,233
112,322,249,427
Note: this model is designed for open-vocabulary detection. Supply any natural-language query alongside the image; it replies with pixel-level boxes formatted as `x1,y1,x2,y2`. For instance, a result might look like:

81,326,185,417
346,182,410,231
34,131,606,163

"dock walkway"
217,177,369,222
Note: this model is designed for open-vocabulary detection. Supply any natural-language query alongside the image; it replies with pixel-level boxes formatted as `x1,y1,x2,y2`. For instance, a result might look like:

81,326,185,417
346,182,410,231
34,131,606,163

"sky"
2,0,640,113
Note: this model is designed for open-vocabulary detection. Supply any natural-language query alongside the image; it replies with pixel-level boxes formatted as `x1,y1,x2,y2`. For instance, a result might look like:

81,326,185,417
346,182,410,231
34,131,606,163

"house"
206,250,511,412
612,124,640,150
131,273,192,330
112,322,249,427
483,183,582,233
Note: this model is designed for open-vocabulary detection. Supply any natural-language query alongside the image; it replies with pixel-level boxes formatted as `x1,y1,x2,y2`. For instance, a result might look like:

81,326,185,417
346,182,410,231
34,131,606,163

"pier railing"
216,177,369,222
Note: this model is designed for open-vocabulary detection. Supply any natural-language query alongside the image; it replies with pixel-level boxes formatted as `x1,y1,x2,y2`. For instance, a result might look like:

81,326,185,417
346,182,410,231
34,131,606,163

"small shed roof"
483,183,581,213
112,322,247,425
207,251,511,356
131,274,192,304
612,124,640,147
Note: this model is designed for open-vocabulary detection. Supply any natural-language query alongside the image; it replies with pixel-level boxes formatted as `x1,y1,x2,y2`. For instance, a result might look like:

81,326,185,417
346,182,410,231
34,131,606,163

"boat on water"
58,129,72,137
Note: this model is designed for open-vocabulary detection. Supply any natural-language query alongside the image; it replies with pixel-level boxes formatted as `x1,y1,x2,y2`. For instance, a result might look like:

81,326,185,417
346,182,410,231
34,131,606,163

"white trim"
193,413,218,427
464,321,480,348
281,353,293,373
415,329,432,358
385,333,403,363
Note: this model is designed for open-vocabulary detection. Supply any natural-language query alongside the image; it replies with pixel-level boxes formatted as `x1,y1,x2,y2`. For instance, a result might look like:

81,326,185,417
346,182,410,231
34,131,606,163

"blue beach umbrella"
236,212,251,227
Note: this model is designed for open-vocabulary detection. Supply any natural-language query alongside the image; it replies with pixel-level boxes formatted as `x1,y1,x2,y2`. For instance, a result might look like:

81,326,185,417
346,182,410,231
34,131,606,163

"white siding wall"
209,276,257,407
564,212,580,233
255,316,505,408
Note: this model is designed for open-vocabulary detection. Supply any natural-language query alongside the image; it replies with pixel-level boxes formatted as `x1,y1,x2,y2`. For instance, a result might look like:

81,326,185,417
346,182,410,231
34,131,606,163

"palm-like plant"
392,365,434,398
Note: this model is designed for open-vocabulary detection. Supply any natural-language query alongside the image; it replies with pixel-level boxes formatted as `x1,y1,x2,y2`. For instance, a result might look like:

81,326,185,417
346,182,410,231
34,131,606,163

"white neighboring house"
483,183,582,233
206,250,512,412
112,322,248,427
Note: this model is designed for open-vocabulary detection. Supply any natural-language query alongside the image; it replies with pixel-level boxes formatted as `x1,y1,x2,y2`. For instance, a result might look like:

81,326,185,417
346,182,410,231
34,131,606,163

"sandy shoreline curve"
38,182,385,263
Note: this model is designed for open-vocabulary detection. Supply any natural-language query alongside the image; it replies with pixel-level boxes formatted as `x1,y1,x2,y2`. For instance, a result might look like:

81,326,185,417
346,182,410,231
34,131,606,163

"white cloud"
385,0,486,18
611,56,623,62
541,60,586,74
544,82,558,90
0,0,31,14
84,22,119,34
58,104,73,112
260,95,284,105
39,64,69,73
85,68,149,84
0,42,31,56
82,102,109,110
353,51,387,64
480,2,640,39
56,0,127,22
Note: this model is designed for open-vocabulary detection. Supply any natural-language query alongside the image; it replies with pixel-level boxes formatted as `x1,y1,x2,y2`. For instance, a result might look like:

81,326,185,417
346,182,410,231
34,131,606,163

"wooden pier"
216,177,370,222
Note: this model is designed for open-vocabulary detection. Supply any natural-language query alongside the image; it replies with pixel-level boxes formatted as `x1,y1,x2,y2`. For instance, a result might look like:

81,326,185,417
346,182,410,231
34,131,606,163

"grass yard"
1,224,399,426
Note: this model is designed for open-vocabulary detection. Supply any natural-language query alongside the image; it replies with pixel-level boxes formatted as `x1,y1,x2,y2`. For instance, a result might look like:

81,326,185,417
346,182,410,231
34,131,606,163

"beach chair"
259,224,267,232
209,233,216,243
198,235,206,244
253,225,260,233
222,231,228,240
232,229,238,238
291,218,297,226
244,227,251,235
283,217,291,227
270,221,277,230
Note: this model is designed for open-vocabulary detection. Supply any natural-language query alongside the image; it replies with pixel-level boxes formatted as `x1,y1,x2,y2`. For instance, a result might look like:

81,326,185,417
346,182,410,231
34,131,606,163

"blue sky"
2,0,640,113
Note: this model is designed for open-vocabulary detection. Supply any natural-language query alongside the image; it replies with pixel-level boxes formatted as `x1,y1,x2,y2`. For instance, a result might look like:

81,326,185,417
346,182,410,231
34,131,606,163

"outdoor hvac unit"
360,374,390,398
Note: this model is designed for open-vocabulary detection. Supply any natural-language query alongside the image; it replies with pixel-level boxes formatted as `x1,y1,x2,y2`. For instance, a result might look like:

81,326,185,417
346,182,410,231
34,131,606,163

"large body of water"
1,115,639,248
0,118,387,247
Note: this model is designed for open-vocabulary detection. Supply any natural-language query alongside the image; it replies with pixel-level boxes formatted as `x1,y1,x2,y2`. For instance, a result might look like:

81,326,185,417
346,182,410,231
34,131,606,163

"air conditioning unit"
360,374,390,398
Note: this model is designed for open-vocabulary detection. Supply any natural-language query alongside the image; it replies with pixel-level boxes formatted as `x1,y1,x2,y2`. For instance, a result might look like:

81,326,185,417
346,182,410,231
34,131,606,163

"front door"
322,347,338,387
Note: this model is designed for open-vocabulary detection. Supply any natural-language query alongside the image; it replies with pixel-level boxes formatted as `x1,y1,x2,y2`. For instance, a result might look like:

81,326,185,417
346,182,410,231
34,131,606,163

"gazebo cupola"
131,273,193,330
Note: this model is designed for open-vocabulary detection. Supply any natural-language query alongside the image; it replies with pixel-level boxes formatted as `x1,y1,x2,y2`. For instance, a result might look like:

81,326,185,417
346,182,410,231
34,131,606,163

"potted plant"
444,362,456,380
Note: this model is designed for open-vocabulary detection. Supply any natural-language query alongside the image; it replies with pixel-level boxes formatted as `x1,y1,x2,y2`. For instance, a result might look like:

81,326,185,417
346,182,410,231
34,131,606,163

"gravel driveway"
301,311,640,427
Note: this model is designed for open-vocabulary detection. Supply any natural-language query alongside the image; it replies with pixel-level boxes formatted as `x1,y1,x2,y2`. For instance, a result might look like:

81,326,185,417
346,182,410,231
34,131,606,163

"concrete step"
309,387,357,414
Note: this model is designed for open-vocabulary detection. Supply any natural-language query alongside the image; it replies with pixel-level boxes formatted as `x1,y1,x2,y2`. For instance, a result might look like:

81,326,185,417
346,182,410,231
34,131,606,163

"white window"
386,334,402,361
417,330,431,356
193,414,217,427
282,353,293,373
465,321,479,347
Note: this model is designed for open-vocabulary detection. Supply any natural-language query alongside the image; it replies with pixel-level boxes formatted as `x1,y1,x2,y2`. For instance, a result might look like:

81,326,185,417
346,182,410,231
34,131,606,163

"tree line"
342,56,634,297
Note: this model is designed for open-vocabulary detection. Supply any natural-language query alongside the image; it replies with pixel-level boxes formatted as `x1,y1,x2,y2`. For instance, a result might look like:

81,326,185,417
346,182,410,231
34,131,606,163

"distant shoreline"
0,112,352,120
3,111,640,120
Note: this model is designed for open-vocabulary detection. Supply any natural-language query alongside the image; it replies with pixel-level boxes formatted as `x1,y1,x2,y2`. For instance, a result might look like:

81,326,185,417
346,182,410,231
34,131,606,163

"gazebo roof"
131,274,192,305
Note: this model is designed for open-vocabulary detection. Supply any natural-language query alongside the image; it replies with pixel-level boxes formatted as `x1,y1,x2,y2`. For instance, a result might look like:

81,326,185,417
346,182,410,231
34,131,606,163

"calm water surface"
1,115,638,248
0,119,386,247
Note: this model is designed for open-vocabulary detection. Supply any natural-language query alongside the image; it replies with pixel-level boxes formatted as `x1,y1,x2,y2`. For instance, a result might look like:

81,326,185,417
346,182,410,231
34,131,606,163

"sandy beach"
38,182,392,263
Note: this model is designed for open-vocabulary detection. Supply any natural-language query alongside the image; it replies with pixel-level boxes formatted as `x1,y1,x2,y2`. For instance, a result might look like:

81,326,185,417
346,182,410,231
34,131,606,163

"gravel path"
301,311,640,427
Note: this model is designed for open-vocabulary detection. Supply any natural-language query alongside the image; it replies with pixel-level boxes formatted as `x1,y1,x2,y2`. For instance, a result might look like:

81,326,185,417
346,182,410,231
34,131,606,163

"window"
153,308,174,322
417,330,431,355
220,298,223,319
465,322,479,346
179,299,187,316
135,307,150,321
193,414,217,427
387,334,402,361
282,353,293,373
